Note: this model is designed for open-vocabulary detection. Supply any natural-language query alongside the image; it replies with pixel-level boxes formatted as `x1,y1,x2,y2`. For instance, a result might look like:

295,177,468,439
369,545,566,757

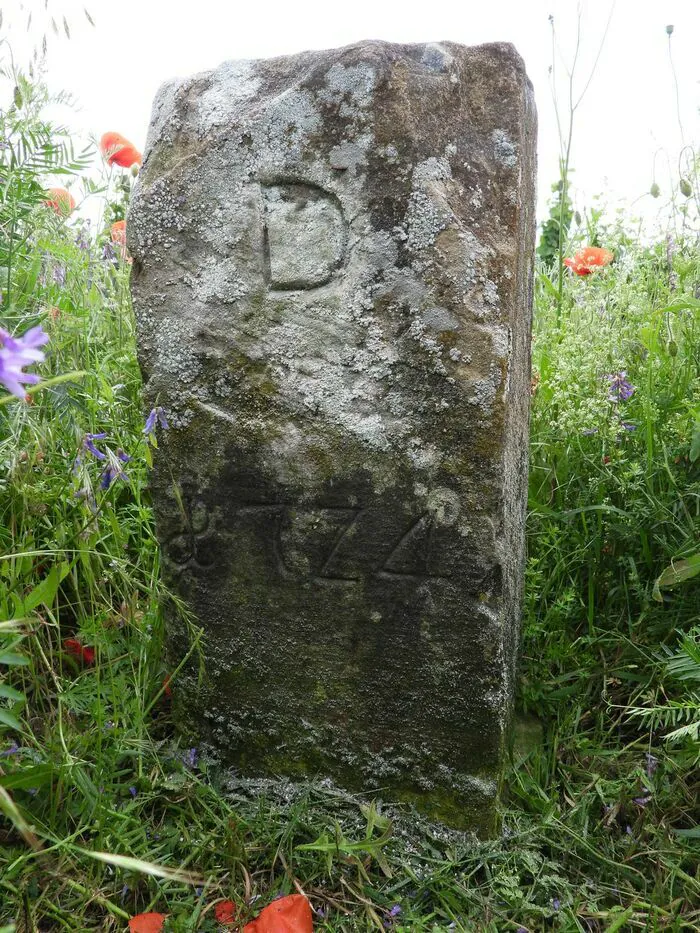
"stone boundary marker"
130,39,537,835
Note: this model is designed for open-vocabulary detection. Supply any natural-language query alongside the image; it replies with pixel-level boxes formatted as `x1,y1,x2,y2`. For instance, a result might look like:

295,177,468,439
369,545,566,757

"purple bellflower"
102,241,118,266
100,449,130,490
75,224,90,251
0,325,49,398
143,406,169,436
83,432,108,460
605,371,635,402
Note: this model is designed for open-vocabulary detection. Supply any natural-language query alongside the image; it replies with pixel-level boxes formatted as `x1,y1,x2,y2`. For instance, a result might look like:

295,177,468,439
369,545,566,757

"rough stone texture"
129,39,537,835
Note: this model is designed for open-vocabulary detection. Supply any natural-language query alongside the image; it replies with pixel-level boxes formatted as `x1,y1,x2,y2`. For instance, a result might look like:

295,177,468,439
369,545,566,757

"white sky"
4,0,700,228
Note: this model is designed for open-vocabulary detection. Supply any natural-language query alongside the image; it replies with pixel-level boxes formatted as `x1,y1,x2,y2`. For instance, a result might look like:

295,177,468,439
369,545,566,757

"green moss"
391,783,499,838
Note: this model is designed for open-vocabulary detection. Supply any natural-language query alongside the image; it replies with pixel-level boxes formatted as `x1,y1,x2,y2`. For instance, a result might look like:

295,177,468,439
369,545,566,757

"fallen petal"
243,894,314,932
129,913,167,933
215,899,238,925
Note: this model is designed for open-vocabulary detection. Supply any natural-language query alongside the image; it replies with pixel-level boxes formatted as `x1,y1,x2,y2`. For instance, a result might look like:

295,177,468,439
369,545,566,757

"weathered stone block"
129,40,536,835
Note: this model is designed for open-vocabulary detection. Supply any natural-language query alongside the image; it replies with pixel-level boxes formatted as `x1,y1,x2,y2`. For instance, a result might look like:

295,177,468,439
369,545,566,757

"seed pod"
650,182,661,198
667,340,678,357
679,178,692,198
666,24,674,35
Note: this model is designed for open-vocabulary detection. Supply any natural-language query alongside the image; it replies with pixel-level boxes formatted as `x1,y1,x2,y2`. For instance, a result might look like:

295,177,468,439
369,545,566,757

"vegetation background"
0,7,698,932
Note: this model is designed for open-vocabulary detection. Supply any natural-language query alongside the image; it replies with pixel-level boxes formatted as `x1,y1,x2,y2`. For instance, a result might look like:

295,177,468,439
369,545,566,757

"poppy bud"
650,182,660,198
665,24,674,36
13,85,22,108
679,178,692,198
667,340,678,357
574,211,581,226
131,163,140,178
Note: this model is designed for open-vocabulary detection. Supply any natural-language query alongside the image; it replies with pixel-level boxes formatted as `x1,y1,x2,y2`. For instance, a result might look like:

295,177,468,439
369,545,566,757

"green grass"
0,65,699,931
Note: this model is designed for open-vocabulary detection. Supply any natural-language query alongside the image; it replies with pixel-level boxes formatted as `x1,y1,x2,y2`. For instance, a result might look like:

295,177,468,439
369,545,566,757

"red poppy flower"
63,638,95,665
563,256,591,276
214,899,238,926
110,219,126,246
44,187,75,215
100,131,142,168
563,246,614,276
110,219,130,261
243,894,314,932
129,913,167,933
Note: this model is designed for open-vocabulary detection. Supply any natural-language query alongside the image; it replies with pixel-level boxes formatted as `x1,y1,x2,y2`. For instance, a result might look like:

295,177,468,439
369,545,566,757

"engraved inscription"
380,512,437,578
232,502,454,582
164,499,216,569
317,508,363,581
238,505,290,576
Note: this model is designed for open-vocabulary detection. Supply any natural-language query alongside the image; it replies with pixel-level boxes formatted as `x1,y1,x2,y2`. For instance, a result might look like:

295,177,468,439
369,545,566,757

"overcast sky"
4,0,700,228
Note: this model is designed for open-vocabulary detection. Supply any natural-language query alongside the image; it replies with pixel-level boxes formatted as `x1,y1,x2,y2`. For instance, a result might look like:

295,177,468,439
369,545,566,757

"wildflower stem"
0,370,88,406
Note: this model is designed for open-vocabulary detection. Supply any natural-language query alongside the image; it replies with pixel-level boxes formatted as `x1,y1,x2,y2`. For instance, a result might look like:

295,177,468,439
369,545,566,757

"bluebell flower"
83,432,107,460
102,241,118,266
75,226,90,251
143,406,169,436
128,786,137,798
0,324,49,398
52,265,66,287
99,447,131,490
184,747,198,769
605,371,635,402
99,467,116,490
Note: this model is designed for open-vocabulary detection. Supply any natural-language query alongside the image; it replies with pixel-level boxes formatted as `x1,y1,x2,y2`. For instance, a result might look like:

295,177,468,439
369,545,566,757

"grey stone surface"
129,39,537,834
